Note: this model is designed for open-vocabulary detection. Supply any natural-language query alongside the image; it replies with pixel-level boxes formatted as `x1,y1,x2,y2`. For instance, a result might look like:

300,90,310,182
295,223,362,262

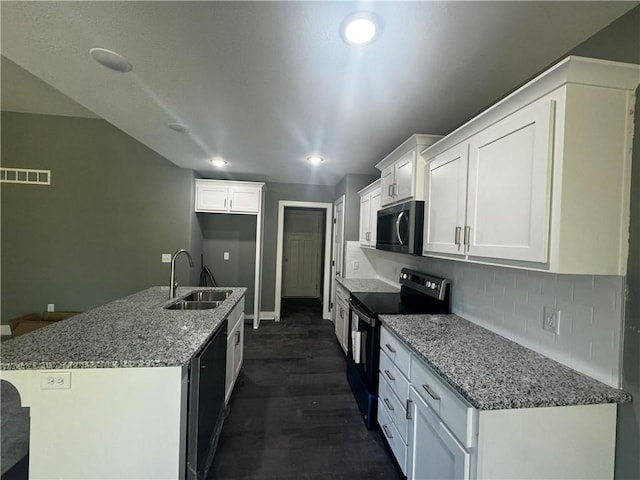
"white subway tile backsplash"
366,250,624,387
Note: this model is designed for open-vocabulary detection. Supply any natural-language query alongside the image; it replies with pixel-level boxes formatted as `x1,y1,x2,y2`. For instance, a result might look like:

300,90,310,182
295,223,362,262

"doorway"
274,201,333,321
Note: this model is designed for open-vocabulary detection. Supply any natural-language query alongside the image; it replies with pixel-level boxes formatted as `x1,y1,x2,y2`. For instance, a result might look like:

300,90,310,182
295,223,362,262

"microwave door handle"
395,212,406,245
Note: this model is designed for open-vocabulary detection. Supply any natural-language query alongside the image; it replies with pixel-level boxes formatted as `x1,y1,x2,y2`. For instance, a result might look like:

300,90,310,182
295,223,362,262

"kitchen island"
1,286,246,480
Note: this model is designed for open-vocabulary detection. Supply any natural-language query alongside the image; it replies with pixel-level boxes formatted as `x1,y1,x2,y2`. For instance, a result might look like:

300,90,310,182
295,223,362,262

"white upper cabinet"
195,179,264,214
422,56,640,275
377,135,442,207
359,180,381,248
424,142,469,256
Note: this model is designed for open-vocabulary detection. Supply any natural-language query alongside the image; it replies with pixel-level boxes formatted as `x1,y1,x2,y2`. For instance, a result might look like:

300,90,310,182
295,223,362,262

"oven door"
347,299,381,428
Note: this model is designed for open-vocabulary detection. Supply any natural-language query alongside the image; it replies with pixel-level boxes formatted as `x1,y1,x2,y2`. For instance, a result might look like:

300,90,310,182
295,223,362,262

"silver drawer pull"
384,370,395,381
406,399,412,419
383,397,394,411
235,330,241,345
384,343,396,353
382,424,393,439
422,383,440,400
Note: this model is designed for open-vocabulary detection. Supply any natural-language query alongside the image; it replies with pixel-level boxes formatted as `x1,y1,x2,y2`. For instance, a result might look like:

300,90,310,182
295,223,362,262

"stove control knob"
432,284,438,290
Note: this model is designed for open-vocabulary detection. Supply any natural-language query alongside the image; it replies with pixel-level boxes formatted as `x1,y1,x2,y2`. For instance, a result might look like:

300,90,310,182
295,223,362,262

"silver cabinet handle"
382,424,393,439
224,199,227,208
464,225,471,251
455,226,462,250
395,211,406,245
388,184,393,197
406,399,412,419
384,343,396,353
392,183,397,197
235,330,240,346
383,397,394,411
230,199,233,209
384,369,395,381
423,384,440,400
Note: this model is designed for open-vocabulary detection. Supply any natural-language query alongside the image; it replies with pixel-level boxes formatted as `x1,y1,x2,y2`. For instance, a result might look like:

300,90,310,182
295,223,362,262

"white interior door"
282,209,323,298
331,196,345,322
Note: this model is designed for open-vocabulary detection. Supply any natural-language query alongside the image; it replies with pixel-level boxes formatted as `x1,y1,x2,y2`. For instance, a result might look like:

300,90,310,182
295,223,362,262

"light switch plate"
224,252,230,260
47,303,54,312
162,254,171,263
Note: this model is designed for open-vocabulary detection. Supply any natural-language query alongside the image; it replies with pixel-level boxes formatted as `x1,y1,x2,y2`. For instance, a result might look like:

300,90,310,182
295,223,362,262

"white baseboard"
1,325,12,336
244,311,276,321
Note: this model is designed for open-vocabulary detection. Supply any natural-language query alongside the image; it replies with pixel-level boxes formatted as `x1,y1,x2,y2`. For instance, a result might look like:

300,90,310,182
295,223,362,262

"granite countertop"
336,277,399,293
380,314,631,410
0,286,246,370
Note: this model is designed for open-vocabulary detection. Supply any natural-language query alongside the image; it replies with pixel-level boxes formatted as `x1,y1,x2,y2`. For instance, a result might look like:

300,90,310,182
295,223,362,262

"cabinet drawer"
335,285,349,305
380,326,411,378
380,349,410,402
379,372,409,444
411,355,475,448
378,396,407,475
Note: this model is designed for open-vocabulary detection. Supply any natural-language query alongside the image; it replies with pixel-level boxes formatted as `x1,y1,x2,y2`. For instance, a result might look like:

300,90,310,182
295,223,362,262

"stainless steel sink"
182,290,233,302
165,300,225,310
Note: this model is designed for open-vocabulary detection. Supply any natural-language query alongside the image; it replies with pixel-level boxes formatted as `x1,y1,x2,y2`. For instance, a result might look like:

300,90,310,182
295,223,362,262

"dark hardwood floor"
207,298,402,480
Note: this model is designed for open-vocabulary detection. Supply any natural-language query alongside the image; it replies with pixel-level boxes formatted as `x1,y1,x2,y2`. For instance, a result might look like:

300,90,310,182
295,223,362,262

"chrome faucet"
170,249,194,299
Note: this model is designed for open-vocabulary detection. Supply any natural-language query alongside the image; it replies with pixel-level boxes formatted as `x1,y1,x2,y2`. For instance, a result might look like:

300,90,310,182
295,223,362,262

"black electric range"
346,268,451,429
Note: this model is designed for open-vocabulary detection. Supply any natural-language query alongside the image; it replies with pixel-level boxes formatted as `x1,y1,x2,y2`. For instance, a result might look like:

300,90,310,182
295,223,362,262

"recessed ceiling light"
211,158,227,167
89,48,133,72
342,13,378,46
168,123,189,133
307,156,324,165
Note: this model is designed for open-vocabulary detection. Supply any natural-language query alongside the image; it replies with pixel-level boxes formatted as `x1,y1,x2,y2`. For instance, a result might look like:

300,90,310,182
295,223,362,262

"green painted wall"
568,7,640,479
261,182,336,311
198,213,256,313
1,112,195,322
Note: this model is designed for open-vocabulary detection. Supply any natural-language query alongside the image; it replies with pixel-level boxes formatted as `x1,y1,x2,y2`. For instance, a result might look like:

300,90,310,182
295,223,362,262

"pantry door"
282,208,324,298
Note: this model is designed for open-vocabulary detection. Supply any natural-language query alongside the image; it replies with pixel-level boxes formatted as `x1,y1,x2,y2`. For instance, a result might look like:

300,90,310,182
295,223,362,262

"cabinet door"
466,99,555,262
359,194,372,246
407,388,470,480
370,189,381,246
233,313,244,380
394,150,415,202
339,299,349,353
197,184,228,212
335,301,347,354
380,165,396,206
225,326,236,404
229,186,260,213
424,143,469,255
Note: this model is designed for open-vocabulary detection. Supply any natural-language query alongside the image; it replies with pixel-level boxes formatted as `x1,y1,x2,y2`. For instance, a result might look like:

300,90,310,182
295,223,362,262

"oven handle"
349,301,376,327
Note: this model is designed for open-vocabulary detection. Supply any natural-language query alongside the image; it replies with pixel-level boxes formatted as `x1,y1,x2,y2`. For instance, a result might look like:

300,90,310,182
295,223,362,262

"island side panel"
475,403,617,479
20,366,184,480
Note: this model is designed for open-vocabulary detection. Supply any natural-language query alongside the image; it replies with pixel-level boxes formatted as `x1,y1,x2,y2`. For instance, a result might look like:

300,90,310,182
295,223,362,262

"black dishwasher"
186,320,227,480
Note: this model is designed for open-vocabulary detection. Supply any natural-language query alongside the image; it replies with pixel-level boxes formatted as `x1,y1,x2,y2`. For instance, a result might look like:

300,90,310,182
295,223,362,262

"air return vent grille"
0,168,51,185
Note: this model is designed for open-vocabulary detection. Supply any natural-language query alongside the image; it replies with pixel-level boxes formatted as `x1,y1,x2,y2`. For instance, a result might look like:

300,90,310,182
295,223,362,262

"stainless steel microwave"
376,200,424,255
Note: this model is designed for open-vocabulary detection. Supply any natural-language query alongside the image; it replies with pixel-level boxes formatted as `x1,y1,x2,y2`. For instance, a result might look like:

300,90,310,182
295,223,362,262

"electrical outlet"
40,372,71,390
224,252,230,260
161,253,172,263
47,303,54,312
353,260,360,270
543,306,560,335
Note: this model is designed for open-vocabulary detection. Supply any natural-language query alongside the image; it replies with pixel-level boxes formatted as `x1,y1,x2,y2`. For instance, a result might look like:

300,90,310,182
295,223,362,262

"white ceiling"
1,1,636,185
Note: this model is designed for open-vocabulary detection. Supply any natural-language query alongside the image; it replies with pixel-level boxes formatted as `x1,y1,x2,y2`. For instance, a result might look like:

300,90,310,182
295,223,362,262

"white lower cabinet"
407,388,471,480
381,325,618,480
334,284,349,354
225,299,245,404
